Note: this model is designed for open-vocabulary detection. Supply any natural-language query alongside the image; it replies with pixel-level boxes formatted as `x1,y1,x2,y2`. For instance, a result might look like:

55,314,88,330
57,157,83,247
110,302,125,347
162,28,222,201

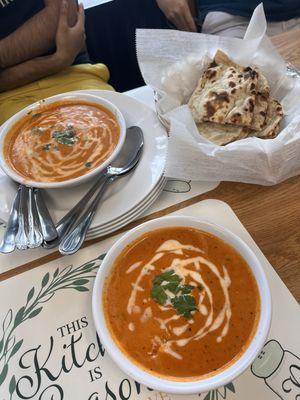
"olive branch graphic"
0,254,105,399
201,382,236,399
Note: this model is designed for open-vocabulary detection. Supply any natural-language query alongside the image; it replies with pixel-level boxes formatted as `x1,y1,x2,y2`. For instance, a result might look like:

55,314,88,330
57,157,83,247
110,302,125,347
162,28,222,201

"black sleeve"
0,0,45,39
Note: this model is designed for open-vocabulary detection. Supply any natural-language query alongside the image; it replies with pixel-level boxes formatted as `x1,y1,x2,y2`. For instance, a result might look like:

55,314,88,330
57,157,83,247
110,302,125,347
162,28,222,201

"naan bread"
197,122,250,146
251,67,270,131
189,50,259,127
188,50,283,145
253,98,283,138
197,98,283,145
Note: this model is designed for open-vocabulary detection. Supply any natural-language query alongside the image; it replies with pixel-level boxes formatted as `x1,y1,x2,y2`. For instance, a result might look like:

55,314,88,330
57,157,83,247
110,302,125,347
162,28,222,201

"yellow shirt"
0,63,114,125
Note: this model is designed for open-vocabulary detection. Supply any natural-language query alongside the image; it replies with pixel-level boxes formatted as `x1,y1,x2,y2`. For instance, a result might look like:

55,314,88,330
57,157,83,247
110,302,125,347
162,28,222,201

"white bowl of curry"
0,92,126,188
93,216,271,394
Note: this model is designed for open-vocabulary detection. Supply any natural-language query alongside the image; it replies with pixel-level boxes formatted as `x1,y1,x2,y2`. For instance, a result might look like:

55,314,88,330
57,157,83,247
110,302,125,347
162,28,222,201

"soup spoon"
42,175,107,249
58,126,144,255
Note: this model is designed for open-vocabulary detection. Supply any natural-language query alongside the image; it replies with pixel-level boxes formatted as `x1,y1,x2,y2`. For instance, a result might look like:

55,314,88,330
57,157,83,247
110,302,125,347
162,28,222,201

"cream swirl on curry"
4,100,120,183
104,227,260,380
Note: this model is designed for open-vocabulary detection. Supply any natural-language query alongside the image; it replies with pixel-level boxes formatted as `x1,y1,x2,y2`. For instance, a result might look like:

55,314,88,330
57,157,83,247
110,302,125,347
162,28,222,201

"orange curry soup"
103,227,261,380
4,100,120,183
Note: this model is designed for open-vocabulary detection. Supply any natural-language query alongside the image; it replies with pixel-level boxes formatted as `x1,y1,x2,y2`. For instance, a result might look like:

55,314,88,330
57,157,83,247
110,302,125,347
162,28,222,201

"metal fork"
0,185,56,253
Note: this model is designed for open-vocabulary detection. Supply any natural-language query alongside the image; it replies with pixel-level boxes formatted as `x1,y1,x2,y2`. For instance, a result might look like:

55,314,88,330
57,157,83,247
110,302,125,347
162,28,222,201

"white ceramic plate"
0,90,168,231
88,174,166,233
86,177,167,239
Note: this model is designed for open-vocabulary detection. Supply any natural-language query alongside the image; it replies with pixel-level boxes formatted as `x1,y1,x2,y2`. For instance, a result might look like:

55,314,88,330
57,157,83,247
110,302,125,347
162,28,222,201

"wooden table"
1,30,299,303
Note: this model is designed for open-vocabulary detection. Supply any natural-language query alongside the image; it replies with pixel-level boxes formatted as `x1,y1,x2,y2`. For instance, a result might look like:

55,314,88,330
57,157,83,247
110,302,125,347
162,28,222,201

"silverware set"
0,126,144,256
0,185,57,253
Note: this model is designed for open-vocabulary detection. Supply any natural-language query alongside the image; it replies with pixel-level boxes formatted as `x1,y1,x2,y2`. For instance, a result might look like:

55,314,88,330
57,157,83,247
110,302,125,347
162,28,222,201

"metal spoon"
27,187,43,249
58,126,144,255
42,173,107,249
15,185,30,250
0,186,21,253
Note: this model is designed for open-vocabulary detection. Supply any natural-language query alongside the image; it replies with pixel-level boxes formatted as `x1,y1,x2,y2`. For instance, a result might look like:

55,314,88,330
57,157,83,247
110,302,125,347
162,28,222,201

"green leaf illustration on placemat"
0,254,105,398
201,382,236,399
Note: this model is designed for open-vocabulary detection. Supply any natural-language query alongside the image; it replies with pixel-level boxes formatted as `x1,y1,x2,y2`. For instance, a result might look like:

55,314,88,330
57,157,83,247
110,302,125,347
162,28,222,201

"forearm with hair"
0,0,78,69
0,53,68,92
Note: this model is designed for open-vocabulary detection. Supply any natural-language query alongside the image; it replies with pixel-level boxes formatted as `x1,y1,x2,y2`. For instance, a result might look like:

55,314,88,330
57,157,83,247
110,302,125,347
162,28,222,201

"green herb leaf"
151,284,168,305
179,284,194,295
153,270,181,292
52,126,79,146
85,161,92,168
171,294,198,318
151,271,199,318
151,270,182,305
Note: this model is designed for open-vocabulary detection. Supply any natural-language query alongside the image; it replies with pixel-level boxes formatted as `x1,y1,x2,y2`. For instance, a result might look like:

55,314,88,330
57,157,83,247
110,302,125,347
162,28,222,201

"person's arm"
0,1,85,92
0,0,78,69
156,0,197,32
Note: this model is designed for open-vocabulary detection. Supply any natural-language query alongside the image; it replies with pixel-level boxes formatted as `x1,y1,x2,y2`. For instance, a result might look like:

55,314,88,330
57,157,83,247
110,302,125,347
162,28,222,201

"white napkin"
136,4,300,185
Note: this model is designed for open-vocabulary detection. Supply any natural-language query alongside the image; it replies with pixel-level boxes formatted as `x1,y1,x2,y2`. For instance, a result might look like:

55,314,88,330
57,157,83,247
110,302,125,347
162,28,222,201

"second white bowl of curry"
0,92,126,189
93,216,271,394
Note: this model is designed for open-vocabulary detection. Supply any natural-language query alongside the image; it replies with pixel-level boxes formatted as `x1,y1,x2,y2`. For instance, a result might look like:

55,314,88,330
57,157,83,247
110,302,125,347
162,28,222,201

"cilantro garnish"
85,161,92,168
171,295,198,318
150,269,199,318
52,125,79,145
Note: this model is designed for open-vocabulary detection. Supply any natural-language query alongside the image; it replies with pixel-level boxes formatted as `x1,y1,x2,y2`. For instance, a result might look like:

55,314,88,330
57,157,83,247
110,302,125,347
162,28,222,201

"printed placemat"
0,200,299,400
